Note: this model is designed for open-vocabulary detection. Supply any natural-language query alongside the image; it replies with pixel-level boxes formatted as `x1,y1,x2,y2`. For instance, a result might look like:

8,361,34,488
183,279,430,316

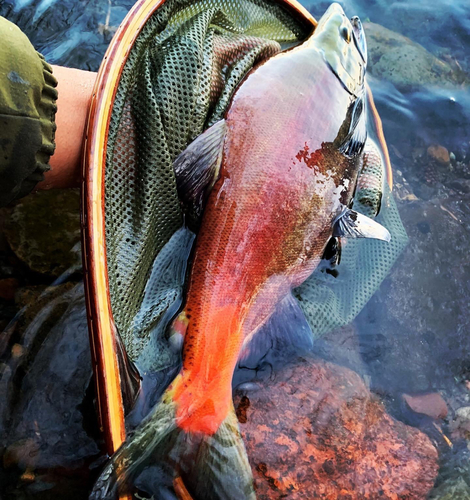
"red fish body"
171,43,361,434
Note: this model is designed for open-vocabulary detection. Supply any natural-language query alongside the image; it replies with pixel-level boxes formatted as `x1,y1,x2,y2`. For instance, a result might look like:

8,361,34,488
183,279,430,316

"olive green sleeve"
0,16,58,207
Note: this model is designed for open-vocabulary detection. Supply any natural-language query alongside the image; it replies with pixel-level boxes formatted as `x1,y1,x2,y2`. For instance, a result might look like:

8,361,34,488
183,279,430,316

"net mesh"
104,0,407,371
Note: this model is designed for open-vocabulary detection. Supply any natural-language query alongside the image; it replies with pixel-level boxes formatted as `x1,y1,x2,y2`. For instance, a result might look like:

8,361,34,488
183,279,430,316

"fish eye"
341,25,351,43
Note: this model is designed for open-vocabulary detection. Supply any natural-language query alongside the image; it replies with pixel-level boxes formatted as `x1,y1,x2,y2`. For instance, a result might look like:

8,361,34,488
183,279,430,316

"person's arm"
37,65,97,190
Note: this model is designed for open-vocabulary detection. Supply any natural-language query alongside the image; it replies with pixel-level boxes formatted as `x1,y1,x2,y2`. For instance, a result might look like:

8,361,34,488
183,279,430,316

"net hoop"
82,0,316,458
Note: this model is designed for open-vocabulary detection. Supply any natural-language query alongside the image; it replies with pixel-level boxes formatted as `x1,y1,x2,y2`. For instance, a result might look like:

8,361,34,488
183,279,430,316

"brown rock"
235,358,439,499
0,278,19,301
427,145,451,165
3,438,40,469
403,392,448,420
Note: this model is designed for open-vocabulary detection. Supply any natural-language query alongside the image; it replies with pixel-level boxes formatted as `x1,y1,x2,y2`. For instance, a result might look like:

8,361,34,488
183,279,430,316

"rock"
402,193,419,201
3,438,40,469
2,283,76,354
3,190,81,277
392,168,419,202
428,444,470,499
0,283,101,499
0,284,98,471
364,22,468,90
310,324,367,377
428,145,451,165
356,197,470,395
234,358,439,499
403,392,448,420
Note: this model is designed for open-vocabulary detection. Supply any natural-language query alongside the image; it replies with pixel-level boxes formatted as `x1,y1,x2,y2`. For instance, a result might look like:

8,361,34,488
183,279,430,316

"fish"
91,4,390,499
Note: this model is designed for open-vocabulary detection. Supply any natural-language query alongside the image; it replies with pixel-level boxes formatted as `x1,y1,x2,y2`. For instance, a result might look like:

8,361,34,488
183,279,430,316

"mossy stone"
3,189,81,277
365,22,469,90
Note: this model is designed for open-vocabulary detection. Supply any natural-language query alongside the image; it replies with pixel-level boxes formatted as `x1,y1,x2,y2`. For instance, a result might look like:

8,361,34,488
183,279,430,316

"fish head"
308,3,367,97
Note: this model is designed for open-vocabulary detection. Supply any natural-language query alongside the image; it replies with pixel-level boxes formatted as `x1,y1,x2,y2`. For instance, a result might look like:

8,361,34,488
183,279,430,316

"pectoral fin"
174,120,227,226
338,92,367,158
333,208,391,242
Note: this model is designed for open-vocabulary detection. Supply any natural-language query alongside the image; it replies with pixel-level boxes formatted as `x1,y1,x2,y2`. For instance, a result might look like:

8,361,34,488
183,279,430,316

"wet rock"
311,324,367,376
403,392,448,420
391,168,419,202
3,190,81,277
428,444,470,499
0,284,99,473
234,358,439,499
0,283,75,359
450,407,470,440
364,22,468,90
428,145,451,165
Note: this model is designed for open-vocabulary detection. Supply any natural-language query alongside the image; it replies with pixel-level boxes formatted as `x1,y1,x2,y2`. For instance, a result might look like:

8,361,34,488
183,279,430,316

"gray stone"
364,22,469,90
429,477,470,499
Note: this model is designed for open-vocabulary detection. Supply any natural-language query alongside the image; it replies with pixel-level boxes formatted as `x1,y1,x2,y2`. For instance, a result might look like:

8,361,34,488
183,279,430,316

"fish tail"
90,388,255,500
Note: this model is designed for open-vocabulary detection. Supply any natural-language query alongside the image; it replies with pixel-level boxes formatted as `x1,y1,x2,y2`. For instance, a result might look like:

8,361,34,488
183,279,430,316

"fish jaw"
304,2,366,97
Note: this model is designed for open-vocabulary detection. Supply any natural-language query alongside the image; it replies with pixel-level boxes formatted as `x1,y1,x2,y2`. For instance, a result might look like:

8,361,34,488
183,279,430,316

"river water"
0,0,469,498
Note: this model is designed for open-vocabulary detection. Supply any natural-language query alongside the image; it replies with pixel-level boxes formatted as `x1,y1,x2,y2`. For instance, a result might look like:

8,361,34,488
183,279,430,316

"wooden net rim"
81,0,317,457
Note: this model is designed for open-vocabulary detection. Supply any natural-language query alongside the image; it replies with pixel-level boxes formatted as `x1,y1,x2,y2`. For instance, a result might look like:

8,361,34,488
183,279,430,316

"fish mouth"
311,3,367,97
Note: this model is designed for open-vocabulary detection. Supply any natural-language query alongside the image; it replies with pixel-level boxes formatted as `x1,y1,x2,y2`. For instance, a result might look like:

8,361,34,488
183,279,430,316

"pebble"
451,406,470,440
427,145,451,165
402,193,419,201
403,392,448,419
2,190,81,277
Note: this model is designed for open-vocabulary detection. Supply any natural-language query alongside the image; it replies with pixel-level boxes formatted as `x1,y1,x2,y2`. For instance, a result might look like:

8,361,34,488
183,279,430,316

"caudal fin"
90,394,255,500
